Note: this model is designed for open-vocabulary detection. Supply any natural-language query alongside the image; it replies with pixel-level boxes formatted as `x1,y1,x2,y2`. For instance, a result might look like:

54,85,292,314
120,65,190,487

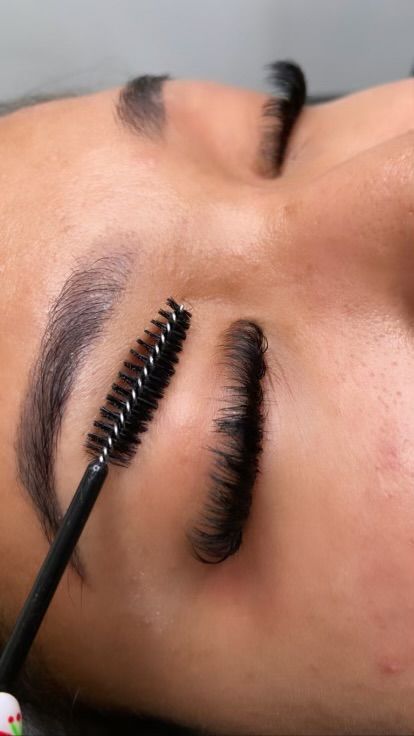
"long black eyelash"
261,59,307,172
86,297,191,465
189,321,267,564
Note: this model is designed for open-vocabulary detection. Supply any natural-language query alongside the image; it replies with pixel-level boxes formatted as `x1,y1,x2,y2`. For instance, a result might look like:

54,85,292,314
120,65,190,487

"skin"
0,73,414,735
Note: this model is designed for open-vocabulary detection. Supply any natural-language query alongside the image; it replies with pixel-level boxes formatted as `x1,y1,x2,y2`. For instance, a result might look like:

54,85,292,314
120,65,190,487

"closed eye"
188,320,268,564
258,59,307,177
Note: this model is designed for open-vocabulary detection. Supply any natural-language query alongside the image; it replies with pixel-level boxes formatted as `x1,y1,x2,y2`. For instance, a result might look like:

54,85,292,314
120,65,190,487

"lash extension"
261,59,306,173
189,321,267,564
0,297,191,709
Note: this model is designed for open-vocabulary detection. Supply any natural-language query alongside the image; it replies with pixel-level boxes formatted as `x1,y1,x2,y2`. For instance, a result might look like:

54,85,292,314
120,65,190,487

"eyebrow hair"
16,254,132,579
115,74,170,139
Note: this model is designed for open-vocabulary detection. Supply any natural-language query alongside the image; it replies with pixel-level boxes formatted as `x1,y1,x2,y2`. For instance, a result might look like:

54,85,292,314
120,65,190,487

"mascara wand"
0,297,191,734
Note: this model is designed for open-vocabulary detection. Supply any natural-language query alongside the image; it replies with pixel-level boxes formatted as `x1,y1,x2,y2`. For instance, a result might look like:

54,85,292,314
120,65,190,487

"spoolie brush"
0,297,191,729
86,297,190,466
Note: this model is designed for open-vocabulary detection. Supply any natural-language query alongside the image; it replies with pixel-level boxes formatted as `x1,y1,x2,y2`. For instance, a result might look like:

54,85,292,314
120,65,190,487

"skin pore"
0,66,414,735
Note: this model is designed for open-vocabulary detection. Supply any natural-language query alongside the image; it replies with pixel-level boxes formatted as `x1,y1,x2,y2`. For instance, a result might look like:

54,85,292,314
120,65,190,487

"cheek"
334,348,414,674
351,419,414,676
325,371,414,679
260,326,414,683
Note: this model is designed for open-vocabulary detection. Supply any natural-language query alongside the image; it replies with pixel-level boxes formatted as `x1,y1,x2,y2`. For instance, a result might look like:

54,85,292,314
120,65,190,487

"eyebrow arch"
115,74,170,139
15,254,132,579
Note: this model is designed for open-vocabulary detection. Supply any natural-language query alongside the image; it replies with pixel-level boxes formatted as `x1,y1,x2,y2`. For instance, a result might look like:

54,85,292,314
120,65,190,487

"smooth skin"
0,73,414,735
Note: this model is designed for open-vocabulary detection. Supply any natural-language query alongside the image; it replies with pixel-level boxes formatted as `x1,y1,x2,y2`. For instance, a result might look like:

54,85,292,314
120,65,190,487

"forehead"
0,83,168,218
0,88,121,159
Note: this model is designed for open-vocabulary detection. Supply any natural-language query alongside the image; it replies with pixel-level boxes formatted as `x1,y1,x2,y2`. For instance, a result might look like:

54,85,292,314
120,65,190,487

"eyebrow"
115,74,170,139
16,254,132,579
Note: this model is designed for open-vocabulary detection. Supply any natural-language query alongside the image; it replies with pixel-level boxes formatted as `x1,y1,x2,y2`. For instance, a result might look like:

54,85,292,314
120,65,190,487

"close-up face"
1,62,414,735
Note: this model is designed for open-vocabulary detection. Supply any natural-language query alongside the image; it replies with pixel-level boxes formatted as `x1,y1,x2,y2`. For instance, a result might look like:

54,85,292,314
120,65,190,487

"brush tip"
86,298,191,466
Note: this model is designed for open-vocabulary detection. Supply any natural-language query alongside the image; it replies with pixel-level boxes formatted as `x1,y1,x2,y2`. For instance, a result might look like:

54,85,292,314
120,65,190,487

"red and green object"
0,693,22,735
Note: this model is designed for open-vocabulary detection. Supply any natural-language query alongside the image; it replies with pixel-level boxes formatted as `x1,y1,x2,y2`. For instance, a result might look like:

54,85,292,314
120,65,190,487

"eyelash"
188,322,267,564
261,59,307,174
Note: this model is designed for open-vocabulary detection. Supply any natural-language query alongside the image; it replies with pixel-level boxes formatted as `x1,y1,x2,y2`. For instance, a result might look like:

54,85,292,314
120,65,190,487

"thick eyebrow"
115,74,170,139
16,254,132,579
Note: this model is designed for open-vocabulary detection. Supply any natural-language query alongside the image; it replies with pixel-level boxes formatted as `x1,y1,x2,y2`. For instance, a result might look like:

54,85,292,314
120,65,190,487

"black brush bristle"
86,297,191,466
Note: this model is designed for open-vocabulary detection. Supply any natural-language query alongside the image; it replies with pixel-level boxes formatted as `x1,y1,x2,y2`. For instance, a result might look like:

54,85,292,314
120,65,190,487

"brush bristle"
86,297,191,466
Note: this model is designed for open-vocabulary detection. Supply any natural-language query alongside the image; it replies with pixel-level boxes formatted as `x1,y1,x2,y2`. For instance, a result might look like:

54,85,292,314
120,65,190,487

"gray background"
0,0,412,100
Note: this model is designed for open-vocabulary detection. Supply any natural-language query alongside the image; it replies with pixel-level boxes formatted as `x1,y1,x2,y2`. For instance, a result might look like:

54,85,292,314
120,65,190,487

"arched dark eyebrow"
15,254,132,580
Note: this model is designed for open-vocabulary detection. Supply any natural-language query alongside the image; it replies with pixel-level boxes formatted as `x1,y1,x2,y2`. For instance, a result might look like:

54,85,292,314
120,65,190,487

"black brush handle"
0,460,107,690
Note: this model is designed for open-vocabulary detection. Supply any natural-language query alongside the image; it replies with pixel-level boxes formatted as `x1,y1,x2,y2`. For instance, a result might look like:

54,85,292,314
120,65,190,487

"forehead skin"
0,77,414,735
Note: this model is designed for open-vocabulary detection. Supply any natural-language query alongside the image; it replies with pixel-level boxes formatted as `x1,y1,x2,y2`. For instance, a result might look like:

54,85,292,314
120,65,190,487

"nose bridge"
172,186,276,306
